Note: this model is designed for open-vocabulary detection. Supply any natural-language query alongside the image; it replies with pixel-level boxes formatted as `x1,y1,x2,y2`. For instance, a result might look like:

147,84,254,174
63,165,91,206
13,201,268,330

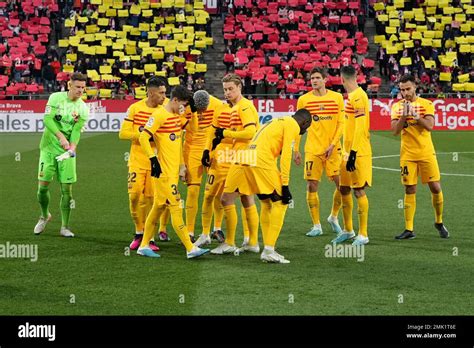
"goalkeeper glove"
55,150,75,162
201,149,211,167
346,150,357,172
281,185,292,205
150,156,162,178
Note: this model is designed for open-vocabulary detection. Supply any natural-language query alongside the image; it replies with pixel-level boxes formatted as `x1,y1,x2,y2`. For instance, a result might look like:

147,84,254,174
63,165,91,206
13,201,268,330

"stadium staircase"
203,17,225,97
365,18,389,94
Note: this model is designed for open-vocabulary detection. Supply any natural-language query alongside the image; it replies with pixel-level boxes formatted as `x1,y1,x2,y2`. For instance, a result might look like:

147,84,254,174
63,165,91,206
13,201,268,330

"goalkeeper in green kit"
34,73,89,237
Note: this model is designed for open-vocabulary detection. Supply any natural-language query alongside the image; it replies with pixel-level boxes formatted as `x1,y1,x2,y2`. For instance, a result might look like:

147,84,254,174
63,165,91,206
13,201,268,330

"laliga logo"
433,99,474,130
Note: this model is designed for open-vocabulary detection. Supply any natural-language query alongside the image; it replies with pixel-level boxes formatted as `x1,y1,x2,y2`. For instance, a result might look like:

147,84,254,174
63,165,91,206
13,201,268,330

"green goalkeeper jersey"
40,92,89,155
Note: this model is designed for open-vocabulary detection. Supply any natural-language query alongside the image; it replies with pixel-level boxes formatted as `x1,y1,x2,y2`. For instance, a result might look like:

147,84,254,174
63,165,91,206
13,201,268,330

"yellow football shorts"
152,176,182,206
400,156,440,185
223,164,282,196
127,166,154,197
183,148,205,185
340,155,372,188
304,149,342,181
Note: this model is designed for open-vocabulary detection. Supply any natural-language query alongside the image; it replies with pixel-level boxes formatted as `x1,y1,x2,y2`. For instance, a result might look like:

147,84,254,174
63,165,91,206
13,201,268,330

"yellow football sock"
169,205,194,252
259,199,272,246
404,193,416,231
357,194,369,237
201,193,214,235
213,196,224,229
241,206,249,239
244,205,259,246
129,193,143,232
306,191,320,225
185,185,200,234
158,206,170,232
331,189,342,217
224,204,237,246
266,201,288,247
431,191,443,224
140,204,166,248
341,193,353,232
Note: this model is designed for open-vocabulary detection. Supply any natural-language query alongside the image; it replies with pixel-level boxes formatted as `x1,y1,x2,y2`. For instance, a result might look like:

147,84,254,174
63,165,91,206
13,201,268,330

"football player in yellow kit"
332,65,372,246
137,86,209,259
119,76,168,251
225,109,312,263
293,67,344,237
391,74,449,240
209,74,261,255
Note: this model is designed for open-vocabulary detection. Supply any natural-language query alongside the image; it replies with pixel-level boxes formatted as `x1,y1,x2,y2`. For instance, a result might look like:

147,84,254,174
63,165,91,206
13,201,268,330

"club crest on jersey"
55,114,62,121
313,115,319,122
169,133,177,141
146,117,154,128
319,105,325,111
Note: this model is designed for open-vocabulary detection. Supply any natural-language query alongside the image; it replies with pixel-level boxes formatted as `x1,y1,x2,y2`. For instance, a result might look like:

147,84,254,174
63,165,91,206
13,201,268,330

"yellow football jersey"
184,95,226,150
249,116,300,185
120,97,170,170
227,97,259,151
141,108,188,178
343,87,372,157
391,97,436,161
296,89,345,155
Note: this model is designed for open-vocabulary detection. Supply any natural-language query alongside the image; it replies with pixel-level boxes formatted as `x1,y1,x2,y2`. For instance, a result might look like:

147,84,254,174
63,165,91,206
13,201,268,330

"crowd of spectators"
221,0,378,99
56,0,212,99
374,0,474,97
0,0,213,99
0,0,62,98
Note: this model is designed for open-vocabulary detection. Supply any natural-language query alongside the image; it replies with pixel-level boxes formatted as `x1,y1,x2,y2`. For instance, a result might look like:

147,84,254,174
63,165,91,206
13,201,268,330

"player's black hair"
147,76,167,89
310,67,327,78
399,74,417,84
70,72,87,82
170,85,191,101
293,108,311,123
341,65,357,79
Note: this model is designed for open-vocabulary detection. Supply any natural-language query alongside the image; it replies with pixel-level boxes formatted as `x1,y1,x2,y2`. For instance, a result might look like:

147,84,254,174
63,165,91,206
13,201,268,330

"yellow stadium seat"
400,57,412,66
99,89,112,99
168,77,180,86
452,83,465,91
465,83,474,92
100,66,112,74
439,72,452,81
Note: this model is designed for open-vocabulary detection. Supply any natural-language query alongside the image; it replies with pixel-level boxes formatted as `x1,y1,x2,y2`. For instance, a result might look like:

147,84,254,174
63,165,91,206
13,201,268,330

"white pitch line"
372,151,474,160
373,166,474,177
372,151,474,177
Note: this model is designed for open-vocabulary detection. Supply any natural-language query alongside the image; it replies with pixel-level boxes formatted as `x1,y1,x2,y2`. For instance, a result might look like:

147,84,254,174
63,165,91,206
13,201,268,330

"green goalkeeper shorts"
37,151,77,184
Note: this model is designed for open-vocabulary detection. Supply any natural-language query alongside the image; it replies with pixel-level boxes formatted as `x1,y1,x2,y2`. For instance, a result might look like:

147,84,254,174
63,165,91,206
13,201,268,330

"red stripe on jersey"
136,111,152,115
160,125,181,129
307,101,337,104
157,129,181,133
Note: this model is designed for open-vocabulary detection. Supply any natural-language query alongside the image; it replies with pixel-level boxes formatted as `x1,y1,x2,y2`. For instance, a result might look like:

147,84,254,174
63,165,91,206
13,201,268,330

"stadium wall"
0,99,473,132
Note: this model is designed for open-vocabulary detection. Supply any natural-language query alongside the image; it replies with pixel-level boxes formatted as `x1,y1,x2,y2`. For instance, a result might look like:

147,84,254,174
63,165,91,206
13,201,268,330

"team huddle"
33,67,449,263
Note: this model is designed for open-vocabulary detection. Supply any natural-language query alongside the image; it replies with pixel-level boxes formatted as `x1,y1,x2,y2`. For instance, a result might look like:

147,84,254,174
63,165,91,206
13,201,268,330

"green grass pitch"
0,131,473,315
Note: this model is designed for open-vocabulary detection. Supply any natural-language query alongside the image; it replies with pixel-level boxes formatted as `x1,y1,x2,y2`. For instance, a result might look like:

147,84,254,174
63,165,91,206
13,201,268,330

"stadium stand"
57,0,213,99
373,0,474,96
0,0,59,99
222,0,379,98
